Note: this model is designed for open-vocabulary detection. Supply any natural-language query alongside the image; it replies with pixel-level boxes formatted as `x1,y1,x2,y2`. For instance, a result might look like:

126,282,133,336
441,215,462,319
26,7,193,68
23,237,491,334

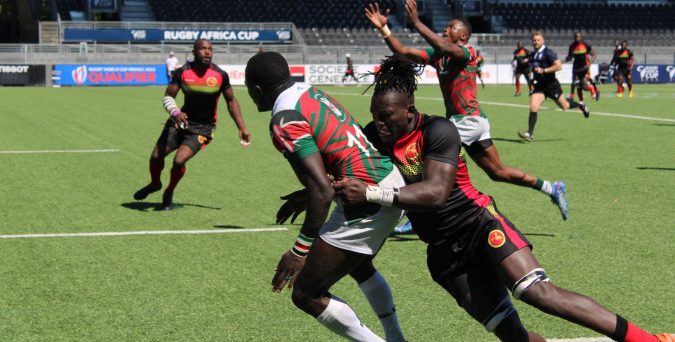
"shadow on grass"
387,235,419,242
636,167,675,171
493,137,563,144
213,225,245,229
653,123,675,126
121,202,222,212
523,232,557,237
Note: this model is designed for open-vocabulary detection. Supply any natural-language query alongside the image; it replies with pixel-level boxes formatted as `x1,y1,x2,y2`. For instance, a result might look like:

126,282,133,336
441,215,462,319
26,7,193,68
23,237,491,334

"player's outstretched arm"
222,86,251,147
365,2,426,63
404,0,464,61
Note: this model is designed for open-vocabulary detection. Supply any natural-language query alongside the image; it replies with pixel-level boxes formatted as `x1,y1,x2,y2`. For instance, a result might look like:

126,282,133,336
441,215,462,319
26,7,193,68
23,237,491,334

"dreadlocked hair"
365,54,422,97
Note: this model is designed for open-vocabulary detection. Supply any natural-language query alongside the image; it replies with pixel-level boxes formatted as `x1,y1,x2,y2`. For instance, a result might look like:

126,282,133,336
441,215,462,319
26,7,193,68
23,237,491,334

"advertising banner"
63,28,292,43
54,64,168,86
0,64,46,86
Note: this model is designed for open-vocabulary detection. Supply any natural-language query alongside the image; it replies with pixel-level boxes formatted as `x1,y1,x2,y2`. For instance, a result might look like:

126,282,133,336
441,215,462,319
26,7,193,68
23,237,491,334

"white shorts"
320,168,406,255
449,115,492,147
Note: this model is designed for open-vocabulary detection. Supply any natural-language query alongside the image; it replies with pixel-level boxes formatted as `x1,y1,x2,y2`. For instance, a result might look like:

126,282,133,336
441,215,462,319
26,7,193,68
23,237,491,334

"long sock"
316,295,385,342
534,178,553,195
165,165,186,193
567,99,581,109
628,82,632,91
613,315,659,342
358,272,406,342
589,81,597,96
516,81,521,93
570,82,576,98
618,84,624,94
528,111,538,136
149,159,164,187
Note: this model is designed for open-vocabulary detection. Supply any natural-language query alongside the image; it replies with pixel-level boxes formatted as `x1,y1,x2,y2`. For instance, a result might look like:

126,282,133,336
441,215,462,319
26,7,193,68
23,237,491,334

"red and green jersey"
270,83,393,185
171,62,230,124
568,41,593,69
422,44,483,118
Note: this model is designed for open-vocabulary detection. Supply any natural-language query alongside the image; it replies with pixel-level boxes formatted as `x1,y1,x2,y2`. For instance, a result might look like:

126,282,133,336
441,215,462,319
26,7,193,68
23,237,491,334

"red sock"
165,166,186,193
618,84,624,93
149,159,164,187
624,321,659,342
516,81,521,92
589,85,597,96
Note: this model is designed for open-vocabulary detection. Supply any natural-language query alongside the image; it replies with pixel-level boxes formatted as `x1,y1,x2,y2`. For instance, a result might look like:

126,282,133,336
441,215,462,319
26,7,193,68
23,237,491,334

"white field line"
547,338,612,342
328,91,675,123
0,149,120,154
0,227,287,239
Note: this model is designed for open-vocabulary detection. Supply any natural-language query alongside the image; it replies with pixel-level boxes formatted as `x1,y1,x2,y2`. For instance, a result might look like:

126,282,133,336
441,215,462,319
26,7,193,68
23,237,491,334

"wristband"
365,185,399,206
379,25,391,38
170,109,181,118
290,233,314,257
163,95,180,116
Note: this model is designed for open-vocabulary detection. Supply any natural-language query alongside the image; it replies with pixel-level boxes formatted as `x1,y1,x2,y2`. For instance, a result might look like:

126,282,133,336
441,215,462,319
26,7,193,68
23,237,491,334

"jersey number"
346,124,377,157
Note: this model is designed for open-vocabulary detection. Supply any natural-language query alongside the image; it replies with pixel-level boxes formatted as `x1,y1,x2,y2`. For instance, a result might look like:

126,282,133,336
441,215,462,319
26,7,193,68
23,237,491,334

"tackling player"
518,31,589,142
335,54,674,342
512,41,533,96
133,38,251,210
565,32,599,102
366,0,570,221
246,51,407,342
611,40,636,98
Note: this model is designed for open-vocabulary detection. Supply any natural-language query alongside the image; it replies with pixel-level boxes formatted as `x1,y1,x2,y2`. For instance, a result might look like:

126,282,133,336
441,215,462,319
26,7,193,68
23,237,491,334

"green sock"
535,178,553,195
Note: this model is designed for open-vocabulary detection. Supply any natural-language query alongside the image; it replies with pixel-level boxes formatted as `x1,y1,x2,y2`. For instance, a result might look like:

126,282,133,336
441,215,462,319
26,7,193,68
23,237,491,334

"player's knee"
482,296,518,333
510,268,552,307
290,287,313,310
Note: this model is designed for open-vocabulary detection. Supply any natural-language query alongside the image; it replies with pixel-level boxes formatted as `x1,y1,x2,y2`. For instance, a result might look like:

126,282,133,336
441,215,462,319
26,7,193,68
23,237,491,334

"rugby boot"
579,102,590,118
160,192,173,211
134,183,162,200
517,131,533,142
629,90,634,98
390,221,413,236
551,181,568,221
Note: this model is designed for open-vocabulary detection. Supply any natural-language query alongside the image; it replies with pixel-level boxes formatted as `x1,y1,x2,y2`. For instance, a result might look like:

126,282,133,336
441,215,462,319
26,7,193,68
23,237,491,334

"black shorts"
615,66,631,79
532,78,563,100
156,119,215,153
514,64,530,75
426,199,532,285
573,68,590,80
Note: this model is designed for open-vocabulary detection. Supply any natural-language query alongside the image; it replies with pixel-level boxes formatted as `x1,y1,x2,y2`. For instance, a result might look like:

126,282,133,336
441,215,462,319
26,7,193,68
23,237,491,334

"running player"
565,32,599,102
475,49,485,88
512,41,533,96
365,0,570,221
611,40,635,98
134,38,251,210
334,54,675,342
518,31,590,142
342,53,359,84
245,51,407,342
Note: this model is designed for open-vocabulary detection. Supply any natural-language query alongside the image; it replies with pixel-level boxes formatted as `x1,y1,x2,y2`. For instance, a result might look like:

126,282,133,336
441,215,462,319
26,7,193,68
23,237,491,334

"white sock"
316,295,385,342
358,272,406,342
539,180,553,196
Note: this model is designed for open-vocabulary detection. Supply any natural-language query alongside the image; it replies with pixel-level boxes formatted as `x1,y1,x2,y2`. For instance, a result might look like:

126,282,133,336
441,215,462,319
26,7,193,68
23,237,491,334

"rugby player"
518,31,590,142
246,51,406,342
565,32,599,102
133,38,251,210
335,54,675,342
611,40,636,98
365,0,570,221
342,53,359,84
512,41,533,96
476,49,485,88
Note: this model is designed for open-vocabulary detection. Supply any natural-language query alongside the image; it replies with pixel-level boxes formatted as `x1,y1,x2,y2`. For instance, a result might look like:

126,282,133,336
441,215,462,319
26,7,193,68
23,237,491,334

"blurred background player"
366,1,570,224
565,32,599,102
342,53,359,84
611,40,636,97
476,50,485,88
518,31,589,143
512,41,533,96
165,51,179,80
134,39,251,210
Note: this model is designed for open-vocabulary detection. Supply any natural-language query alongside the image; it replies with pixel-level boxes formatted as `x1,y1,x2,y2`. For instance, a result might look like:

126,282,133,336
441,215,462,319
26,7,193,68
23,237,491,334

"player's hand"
534,66,544,74
276,189,307,224
405,0,420,24
365,2,389,29
239,129,252,148
333,178,368,205
272,250,306,292
173,112,189,130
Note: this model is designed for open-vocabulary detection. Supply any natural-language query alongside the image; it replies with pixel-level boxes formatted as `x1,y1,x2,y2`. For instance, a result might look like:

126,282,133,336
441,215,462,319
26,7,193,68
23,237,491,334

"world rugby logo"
637,65,659,82
72,65,87,85
667,65,675,82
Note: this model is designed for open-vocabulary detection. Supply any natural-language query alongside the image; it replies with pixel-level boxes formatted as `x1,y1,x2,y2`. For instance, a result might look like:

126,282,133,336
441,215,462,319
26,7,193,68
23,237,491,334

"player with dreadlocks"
334,54,674,342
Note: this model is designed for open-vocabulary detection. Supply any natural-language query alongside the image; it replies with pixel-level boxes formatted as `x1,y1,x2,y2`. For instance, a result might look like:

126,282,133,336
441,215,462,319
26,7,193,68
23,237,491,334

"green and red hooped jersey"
422,44,484,118
568,41,593,68
171,62,231,124
269,83,394,185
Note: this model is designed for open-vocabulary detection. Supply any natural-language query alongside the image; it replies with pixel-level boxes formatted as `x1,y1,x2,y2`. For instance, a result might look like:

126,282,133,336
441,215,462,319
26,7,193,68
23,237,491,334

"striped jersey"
422,44,483,118
568,41,593,69
171,62,231,124
612,48,634,68
270,83,393,185
513,47,530,66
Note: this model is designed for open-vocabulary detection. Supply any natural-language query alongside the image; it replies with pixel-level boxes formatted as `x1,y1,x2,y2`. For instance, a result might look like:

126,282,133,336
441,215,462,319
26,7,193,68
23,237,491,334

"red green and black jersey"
513,47,530,65
364,114,492,245
171,62,231,124
568,41,593,69
270,83,393,185
422,44,483,118
612,48,634,68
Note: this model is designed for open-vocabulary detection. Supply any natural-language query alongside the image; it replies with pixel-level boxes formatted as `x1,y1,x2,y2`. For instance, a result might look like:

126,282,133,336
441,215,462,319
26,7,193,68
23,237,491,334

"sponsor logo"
206,76,218,87
0,65,29,73
667,65,675,82
131,30,146,40
72,65,88,85
276,30,291,40
488,229,506,248
637,65,659,82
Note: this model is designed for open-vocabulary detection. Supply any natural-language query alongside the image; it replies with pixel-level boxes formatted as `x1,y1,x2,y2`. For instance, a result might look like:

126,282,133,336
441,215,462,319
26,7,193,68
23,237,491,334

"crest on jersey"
488,229,506,248
405,143,420,162
206,76,218,87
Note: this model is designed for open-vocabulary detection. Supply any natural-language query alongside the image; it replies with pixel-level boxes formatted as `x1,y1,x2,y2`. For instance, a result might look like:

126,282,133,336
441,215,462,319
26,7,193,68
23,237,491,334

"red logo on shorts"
488,229,506,248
